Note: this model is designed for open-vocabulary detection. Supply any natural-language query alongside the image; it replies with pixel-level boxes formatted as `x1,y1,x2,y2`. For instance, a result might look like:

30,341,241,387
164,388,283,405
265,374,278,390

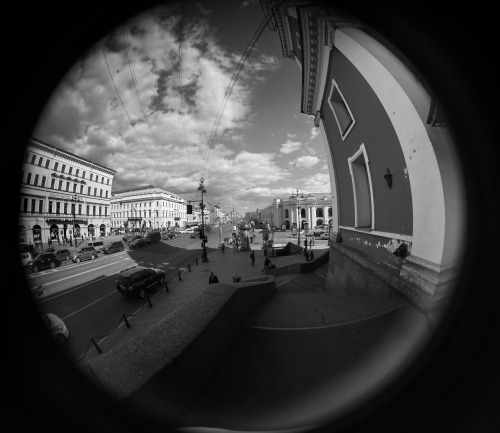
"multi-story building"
110,186,187,231
261,1,466,312
259,192,333,230
19,138,117,246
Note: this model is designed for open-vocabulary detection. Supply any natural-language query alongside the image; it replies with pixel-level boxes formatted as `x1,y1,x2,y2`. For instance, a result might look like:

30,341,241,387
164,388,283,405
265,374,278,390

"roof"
112,187,182,200
117,266,146,277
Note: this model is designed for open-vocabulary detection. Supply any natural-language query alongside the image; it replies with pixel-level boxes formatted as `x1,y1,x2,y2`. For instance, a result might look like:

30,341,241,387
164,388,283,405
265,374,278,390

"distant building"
110,186,187,231
19,138,117,247
261,1,465,311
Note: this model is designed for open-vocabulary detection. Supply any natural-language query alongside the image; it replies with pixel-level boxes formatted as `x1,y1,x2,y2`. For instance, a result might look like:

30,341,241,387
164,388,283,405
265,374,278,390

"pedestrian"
221,242,225,254
48,237,52,247
209,272,219,285
262,257,271,272
250,250,255,266
309,238,313,248
69,235,73,247
235,239,239,251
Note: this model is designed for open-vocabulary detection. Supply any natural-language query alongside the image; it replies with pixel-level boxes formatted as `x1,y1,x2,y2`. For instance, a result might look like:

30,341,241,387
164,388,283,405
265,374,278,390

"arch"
50,225,59,239
316,219,324,227
99,224,106,236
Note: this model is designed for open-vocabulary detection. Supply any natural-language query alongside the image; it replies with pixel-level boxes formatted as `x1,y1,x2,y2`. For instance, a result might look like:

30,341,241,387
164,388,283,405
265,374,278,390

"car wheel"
55,334,67,344
139,289,146,298
91,254,96,260
50,262,56,269
76,257,81,263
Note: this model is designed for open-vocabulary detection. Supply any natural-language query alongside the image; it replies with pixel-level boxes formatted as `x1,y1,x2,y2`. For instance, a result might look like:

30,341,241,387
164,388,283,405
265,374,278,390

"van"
102,241,125,254
87,240,104,251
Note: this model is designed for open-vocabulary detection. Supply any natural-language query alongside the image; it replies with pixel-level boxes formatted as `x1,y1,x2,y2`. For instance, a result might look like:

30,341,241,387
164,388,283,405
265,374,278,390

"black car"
28,253,61,272
115,266,166,298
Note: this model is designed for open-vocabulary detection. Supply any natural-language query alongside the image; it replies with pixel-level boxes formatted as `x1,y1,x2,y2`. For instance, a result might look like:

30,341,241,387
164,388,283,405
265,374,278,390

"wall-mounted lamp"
384,168,393,188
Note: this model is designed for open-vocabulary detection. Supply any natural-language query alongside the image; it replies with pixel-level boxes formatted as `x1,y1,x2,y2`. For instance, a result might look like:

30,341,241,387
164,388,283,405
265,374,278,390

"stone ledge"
83,278,275,425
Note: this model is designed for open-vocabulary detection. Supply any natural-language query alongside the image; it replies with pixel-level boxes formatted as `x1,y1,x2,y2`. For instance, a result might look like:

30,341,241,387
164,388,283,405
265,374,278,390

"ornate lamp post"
291,189,305,246
198,177,208,262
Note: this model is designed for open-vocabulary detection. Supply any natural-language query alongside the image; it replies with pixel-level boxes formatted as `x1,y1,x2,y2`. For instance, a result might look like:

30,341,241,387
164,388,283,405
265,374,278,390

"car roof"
118,266,147,277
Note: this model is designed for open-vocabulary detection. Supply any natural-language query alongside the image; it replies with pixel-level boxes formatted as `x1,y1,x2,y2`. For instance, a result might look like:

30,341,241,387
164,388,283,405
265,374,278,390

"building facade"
261,1,466,311
258,192,334,230
19,138,117,246
110,186,187,231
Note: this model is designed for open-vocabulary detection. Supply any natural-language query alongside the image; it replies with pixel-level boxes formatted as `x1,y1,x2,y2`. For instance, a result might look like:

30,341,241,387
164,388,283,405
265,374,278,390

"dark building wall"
321,48,413,236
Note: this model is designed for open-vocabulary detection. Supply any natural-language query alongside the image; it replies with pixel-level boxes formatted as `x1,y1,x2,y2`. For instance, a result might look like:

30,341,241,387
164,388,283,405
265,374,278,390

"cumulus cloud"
280,139,302,154
290,155,320,169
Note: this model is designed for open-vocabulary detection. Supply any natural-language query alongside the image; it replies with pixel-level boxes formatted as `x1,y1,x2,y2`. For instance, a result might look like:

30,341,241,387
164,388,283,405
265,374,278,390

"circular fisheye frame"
8,1,495,433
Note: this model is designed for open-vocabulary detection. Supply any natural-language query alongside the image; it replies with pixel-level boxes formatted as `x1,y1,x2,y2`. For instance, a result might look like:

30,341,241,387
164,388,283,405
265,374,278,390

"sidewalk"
77,237,318,364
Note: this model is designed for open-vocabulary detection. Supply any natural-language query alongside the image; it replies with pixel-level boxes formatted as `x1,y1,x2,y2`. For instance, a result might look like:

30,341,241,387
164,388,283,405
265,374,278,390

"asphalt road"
27,226,233,362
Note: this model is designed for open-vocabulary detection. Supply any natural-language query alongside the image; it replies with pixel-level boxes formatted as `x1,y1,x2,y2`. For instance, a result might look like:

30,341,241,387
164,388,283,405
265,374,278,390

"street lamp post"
291,189,305,247
198,177,208,262
71,193,82,246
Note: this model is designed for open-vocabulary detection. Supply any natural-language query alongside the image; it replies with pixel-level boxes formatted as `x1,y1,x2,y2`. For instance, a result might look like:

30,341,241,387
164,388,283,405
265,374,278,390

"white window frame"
328,78,356,140
347,143,375,229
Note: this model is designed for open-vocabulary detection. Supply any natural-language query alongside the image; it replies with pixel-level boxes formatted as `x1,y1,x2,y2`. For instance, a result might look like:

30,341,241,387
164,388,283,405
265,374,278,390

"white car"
179,228,193,234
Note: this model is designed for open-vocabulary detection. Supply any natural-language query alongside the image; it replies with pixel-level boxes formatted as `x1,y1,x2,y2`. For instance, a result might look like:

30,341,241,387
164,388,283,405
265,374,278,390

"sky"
33,0,331,214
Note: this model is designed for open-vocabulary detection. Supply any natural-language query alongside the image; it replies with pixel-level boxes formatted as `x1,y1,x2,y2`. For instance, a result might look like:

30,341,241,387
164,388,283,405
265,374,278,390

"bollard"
147,296,152,308
178,270,182,280
188,263,191,272
123,315,131,328
195,257,198,266
90,338,103,354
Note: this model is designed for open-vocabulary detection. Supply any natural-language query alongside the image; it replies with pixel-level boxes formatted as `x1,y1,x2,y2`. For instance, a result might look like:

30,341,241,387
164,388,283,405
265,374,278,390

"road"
26,225,234,362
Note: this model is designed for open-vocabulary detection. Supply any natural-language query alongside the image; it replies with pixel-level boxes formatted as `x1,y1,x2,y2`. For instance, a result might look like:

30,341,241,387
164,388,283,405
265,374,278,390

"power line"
199,11,272,180
123,31,170,177
101,45,162,173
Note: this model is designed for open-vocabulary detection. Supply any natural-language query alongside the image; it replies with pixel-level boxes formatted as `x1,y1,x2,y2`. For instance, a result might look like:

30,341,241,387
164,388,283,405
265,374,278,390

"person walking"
209,272,219,285
221,242,225,254
250,250,255,266
262,257,271,272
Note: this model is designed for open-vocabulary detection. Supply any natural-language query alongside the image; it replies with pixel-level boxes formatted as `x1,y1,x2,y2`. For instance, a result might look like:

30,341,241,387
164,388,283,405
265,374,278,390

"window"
285,209,289,218
99,206,102,216
41,176,46,187
31,199,36,212
80,185,83,194
61,164,66,173
38,157,43,166
48,201,53,214
94,188,97,196
69,167,73,175
106,191,109,198
92,206,96,216
107,179,110,185
90,174,93,181
100,189,103,197
348,144,374,229
27,173,32,184
23,198,28,212
45,159,50,168
328,78,355,140
39,200,43,213
76,169,79,177
31,155,36,164
316,208,324,217
58,180,62,190
54,162,59,171
86,205,90,216
66,182,70,191
82,171,86,179
34,174,39,186
78,204,82,215
87,187,91,195
51,178,55,189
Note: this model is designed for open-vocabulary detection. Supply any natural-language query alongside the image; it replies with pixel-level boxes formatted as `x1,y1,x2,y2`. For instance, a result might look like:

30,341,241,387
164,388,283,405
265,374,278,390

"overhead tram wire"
199,11,272,180
123,32,170,178
101,45,162,173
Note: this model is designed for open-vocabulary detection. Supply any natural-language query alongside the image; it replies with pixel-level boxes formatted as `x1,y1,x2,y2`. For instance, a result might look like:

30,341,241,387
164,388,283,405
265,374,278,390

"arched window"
300,208,306,218
316,208,324,217
328,207,332,217
285,209,289,218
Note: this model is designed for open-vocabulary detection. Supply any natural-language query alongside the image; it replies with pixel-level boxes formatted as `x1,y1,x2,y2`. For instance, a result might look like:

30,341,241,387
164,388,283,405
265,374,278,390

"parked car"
129,238,148,249
28,253,61,272
53,249,71,261
71,246,98,263
146,231,161,244
43,313,69,344
115,265,166,298
102,241,125,254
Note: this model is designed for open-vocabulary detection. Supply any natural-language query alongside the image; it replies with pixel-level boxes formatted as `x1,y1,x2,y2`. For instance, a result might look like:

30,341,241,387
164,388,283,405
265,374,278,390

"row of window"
25,152,111,184
113,201,184,210
284,208,332,219
22,172,110,198
111,211,185,219
21,198,108,217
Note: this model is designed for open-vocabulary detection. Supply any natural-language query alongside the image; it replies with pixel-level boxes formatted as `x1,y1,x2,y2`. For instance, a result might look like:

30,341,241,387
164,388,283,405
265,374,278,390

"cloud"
303,172,332,192
290,155,320,169
309,126,319,140
280,139,302,154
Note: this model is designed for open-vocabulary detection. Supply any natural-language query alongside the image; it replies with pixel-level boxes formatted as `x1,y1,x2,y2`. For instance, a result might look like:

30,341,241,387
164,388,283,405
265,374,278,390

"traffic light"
187,205,192,214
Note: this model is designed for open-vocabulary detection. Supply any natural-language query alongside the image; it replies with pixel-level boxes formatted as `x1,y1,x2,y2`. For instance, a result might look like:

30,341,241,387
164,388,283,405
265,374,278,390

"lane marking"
62,289,118,320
